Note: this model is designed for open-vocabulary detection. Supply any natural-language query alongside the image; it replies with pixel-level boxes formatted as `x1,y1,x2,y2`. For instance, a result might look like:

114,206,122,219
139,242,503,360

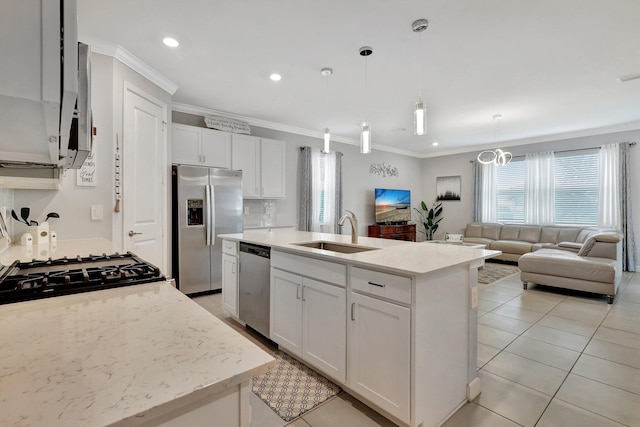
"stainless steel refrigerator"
172,165,243,295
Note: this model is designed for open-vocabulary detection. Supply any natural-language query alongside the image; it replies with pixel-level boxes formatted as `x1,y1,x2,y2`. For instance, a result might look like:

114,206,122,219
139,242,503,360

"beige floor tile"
491,304,546,323
302,394,396,427
286,419,312,427
536,399,626,427
522,324,590,352
504,294,559,313
477,325,518,350
474,371,551,427
479,289,517,304
556,374,640,426
504,336,580,371
482,351,568,396
547,300,609,324
593,326,640,350
572,354,640,395
613,299,640,312
583,338,640,369
250,392,288,427
478,299,502,312
608,306,640,321
441,402,519,427
477,343,501,367
478,313,533,335
522,288,567,303
602,314,640,334
537,314,599,337
484,283,524,296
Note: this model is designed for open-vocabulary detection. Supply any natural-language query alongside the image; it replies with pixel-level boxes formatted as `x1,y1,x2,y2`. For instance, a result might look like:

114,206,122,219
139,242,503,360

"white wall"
172,112,423,237
421,129,640,263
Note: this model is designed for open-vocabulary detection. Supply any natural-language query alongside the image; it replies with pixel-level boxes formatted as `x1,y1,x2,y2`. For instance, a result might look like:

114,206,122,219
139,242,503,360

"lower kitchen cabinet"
349,292,410,422
270,268,346,383
222,245,239,317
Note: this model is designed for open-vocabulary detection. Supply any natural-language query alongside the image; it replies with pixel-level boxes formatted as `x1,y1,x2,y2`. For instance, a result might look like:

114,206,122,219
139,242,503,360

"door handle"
351,302,356,321
128,230,142,237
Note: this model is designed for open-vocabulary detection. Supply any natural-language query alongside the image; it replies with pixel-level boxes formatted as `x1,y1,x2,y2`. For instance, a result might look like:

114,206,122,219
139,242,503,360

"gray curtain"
472,160,482,222
620,142,637,271
298,147,343,232
299,147,313,231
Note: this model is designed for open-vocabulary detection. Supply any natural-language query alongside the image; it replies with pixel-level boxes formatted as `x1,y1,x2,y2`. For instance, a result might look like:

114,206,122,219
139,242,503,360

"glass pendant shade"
323,128,331,153
360,122,371,154
414,100,426,135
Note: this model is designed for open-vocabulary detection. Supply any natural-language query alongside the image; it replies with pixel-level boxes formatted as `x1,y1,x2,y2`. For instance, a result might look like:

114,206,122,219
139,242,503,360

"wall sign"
204,115,251,134
369,162,399,178
76,151,97,187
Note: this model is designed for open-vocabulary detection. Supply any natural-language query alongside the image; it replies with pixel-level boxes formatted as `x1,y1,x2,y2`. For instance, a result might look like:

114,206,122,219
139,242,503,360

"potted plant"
414,201,443,240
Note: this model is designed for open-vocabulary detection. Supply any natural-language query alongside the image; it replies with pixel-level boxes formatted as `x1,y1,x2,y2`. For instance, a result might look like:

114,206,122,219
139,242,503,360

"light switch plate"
91,205,103,221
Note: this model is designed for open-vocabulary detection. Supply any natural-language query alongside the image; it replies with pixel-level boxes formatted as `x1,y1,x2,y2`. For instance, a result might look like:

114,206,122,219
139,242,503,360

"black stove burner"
0,252,165,305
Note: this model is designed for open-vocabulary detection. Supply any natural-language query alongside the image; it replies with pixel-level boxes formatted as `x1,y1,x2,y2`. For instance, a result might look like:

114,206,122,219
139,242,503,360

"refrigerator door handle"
210,184,217,245
205,184,212,246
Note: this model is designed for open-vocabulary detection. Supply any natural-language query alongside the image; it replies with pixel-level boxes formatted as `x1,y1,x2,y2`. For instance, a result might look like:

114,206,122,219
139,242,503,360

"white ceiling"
78,0,640,157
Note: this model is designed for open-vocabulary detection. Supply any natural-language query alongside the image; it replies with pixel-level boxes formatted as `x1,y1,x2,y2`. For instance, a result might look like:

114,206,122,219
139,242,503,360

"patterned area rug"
478,262,520,285
252,351,341,421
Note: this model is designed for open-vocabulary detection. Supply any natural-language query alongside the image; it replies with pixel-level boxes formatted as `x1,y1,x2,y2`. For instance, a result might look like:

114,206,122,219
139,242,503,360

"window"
495,151,599,225
554,151,599,225
496,160,525,223
317,154,328,224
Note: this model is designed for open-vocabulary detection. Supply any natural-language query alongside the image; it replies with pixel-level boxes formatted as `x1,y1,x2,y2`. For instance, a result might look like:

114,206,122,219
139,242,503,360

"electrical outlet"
91,205,103,221
244,207,249,215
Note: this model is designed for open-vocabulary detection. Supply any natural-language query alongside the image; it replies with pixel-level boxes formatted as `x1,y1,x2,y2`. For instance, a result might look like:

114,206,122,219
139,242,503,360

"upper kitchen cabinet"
172,123,231,169
232,134,285,199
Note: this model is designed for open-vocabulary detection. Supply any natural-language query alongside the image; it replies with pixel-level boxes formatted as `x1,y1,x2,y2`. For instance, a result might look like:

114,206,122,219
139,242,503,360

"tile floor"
193,265,640,426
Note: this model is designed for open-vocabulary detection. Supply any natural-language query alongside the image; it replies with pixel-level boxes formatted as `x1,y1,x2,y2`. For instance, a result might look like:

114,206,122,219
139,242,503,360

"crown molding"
172,102,419,157
90,43,178,95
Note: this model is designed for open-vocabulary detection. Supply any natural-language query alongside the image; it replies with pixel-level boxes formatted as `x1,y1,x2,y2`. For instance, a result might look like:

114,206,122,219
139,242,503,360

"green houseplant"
414,201,443,240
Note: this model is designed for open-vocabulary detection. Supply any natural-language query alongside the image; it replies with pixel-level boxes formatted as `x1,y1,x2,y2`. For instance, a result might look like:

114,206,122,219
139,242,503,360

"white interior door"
123,83,167,272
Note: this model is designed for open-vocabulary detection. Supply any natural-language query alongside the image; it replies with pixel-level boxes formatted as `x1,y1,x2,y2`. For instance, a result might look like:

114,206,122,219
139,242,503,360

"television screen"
375,188,411,224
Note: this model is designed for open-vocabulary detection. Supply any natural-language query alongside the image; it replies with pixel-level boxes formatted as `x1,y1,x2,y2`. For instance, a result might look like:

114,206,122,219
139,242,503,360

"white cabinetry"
349,291,410,422
270,251,346,382
172,123,231,168
222,240,239,317
232,134,285,199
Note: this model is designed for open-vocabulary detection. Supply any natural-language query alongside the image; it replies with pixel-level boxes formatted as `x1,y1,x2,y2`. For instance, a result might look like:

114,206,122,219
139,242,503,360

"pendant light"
359,46,373,153
321,67,333,153
412,19,429,136
477,114,512,166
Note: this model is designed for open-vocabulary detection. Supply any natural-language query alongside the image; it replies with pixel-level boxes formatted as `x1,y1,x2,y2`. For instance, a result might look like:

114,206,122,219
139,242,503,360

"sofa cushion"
519,249,616,283
465,223,483,238
500,226,520,240
540,228,560,243
532,242,558,251
490,240,534,255
558,228,581,242
519,226,542,243
578,233,621,256
482,224,502,240
463,237,494,246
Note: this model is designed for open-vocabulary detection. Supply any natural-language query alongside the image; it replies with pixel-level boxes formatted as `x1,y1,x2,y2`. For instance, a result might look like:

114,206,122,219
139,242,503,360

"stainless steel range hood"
0,0,89,174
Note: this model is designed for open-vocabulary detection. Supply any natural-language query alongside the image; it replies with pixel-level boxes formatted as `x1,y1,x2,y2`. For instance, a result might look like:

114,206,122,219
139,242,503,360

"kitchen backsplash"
243,199,277,228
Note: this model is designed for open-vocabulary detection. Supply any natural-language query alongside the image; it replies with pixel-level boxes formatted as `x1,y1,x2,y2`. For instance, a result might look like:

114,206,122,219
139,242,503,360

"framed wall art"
436,175,461,201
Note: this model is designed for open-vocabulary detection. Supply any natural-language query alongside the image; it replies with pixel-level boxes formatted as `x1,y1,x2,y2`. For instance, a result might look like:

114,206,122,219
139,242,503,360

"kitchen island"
0,242,274,427
221,229,500,427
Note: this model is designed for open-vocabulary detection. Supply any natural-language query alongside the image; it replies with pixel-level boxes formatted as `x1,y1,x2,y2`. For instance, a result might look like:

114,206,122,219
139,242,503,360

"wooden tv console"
367,224,416,242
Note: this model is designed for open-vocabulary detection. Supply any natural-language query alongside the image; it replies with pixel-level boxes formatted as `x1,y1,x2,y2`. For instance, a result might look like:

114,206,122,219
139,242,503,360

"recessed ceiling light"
432,142,439,146
269,73,282,81
163,37,179,48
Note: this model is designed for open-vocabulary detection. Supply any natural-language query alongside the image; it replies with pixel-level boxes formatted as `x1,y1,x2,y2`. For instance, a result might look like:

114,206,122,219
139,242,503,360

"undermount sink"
292,241,379,254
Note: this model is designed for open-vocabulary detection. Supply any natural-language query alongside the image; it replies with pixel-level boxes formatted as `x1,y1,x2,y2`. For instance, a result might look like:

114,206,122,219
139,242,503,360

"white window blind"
496,160,525,223
554,151,599,225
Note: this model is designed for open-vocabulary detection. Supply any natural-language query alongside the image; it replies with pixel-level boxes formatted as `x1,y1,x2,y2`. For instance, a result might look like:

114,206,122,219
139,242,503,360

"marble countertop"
0,281,274,427
220,229,501,276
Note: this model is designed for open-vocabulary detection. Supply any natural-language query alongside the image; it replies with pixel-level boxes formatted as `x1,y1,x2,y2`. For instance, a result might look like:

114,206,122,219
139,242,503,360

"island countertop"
220,229,501,276
0,281,274,427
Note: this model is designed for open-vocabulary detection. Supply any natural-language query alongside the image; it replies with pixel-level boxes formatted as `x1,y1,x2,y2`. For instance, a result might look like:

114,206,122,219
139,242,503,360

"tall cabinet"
232,134,285,199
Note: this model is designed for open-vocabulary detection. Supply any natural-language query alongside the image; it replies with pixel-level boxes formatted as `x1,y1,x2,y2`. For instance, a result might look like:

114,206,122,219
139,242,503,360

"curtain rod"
469,142,636,163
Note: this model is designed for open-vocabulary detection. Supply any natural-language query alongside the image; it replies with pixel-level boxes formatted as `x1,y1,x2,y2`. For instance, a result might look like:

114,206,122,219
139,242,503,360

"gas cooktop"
0,252,165,305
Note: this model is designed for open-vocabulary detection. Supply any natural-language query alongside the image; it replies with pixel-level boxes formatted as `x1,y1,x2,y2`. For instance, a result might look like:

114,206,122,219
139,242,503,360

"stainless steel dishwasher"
238,242,271,337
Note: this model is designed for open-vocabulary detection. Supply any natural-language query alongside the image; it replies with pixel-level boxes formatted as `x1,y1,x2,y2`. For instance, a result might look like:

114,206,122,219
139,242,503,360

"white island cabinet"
222,239,239,317
220,230,498,427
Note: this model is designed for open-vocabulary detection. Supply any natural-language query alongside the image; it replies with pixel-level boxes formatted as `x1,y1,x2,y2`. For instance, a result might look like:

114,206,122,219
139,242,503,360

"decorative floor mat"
478,262,520,285
252,350,341,421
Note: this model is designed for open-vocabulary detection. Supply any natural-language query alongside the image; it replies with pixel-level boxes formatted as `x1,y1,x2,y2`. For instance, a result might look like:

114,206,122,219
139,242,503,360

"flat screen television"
374,188,411,224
